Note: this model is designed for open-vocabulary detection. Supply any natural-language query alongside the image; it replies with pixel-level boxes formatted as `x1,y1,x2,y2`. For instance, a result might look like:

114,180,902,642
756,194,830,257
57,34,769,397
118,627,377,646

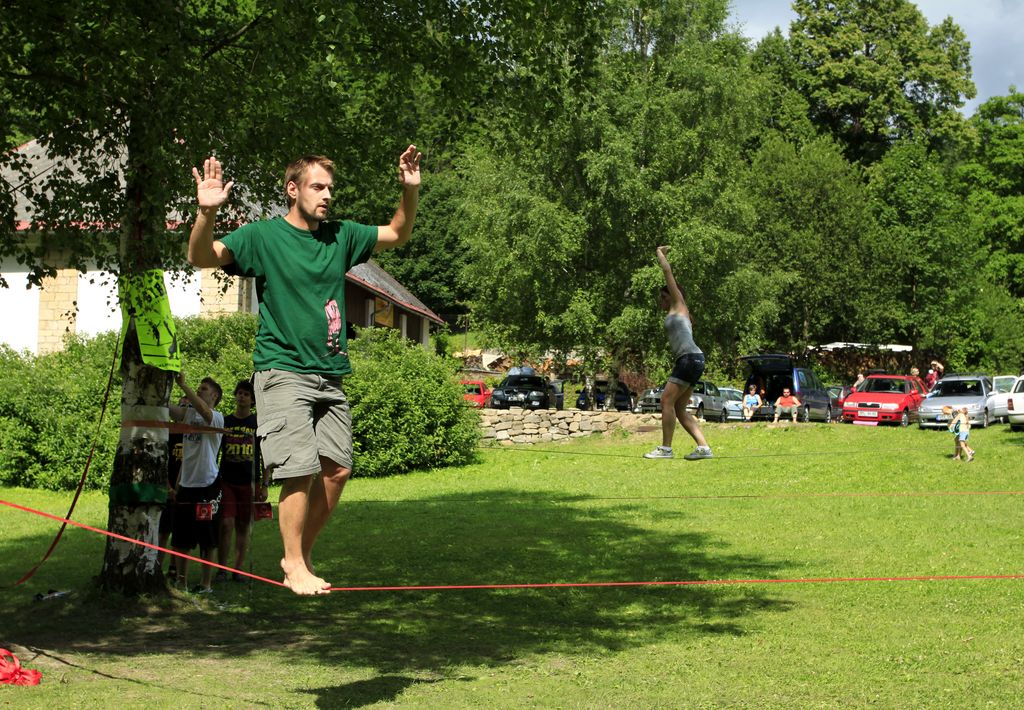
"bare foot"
281,558,331,595
303,555,330,590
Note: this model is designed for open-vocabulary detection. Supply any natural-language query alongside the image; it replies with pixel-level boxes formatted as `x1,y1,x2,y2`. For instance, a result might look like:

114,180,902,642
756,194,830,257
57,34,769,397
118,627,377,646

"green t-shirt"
220,216,378,376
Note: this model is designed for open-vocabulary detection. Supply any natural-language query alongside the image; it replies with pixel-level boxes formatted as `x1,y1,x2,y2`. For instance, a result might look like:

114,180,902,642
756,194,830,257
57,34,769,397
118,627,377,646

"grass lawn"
2,422,1022,708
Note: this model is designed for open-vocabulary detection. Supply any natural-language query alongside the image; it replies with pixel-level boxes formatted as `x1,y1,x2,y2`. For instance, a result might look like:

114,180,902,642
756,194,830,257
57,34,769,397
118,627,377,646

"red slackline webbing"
4,499,1022,594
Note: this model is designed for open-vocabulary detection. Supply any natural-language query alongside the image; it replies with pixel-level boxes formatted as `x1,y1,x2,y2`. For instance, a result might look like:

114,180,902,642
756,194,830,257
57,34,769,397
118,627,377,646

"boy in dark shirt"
217,380,265,580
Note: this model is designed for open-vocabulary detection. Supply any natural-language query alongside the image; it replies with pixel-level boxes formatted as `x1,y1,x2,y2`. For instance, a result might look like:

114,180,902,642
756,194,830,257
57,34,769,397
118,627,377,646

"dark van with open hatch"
739,353,834,423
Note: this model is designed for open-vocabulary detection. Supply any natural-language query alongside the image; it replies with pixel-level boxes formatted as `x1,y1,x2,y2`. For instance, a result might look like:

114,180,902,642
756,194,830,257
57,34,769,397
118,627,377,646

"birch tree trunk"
98,318,172,594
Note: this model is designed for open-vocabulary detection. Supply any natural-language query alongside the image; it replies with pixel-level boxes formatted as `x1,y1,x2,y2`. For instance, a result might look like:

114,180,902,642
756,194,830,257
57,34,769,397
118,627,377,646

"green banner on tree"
118,270,181,372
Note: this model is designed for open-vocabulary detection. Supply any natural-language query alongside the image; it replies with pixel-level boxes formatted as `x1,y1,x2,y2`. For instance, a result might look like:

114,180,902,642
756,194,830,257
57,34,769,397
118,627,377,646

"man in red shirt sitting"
773,387,802,423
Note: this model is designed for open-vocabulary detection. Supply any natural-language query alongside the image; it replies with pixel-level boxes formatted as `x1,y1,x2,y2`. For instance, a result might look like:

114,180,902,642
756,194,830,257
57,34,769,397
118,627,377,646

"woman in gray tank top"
644,246,713,460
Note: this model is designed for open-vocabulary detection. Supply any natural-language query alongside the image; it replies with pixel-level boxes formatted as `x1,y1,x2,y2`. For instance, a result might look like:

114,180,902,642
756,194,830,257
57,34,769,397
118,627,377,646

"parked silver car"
685,380,727,421
636,385,664,414
918,374,996,428
719,387,745,422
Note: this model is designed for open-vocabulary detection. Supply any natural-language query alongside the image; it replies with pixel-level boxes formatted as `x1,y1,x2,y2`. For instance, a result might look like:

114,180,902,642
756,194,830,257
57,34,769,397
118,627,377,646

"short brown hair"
200,377,223,406
284,155,334,207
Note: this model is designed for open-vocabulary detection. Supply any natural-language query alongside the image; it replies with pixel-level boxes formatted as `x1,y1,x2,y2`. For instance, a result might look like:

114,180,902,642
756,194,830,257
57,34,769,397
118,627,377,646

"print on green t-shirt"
220,217,378,376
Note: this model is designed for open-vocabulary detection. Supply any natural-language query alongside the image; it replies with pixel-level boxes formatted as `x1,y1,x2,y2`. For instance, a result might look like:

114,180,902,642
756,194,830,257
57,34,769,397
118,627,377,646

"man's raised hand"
193,157,234,210
398,144,422,188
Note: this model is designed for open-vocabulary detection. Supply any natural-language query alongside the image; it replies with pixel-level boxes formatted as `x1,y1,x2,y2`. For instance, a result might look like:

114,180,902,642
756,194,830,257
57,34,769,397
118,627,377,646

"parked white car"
1007,378,1024,432
990,375,1021,422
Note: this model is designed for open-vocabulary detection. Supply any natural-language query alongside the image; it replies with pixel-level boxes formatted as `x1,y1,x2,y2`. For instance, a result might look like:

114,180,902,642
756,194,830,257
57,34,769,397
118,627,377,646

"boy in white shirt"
169,373,225,592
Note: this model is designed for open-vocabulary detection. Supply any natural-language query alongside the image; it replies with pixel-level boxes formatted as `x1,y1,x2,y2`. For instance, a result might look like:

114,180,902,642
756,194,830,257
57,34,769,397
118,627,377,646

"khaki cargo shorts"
253,369,352,480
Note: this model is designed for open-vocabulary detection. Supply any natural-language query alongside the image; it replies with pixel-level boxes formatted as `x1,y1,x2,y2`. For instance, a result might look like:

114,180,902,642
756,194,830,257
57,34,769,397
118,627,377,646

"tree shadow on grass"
2,489,797,705
300,675,452,709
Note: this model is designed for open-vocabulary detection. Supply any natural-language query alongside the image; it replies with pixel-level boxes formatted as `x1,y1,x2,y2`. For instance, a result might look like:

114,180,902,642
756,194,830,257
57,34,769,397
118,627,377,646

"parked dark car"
577,379,634,411
739,353,834,422
489,375,552,410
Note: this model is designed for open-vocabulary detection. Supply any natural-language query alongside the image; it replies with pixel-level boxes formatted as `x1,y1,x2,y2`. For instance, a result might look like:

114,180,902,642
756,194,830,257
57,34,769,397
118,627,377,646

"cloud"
728,0,1023,114
913,0,1024,111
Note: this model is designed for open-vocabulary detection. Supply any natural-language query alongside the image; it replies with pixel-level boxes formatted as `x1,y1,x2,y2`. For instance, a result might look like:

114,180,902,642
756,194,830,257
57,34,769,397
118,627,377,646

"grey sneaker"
683,446,713,460
644,446,674,459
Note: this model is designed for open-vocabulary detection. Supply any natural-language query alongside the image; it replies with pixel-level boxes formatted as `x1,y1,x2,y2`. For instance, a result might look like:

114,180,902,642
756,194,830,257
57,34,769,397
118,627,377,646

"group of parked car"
844,372,1024,430
462,373,636,412
463,374,567,411
635,354,836,422
463,354,1024,432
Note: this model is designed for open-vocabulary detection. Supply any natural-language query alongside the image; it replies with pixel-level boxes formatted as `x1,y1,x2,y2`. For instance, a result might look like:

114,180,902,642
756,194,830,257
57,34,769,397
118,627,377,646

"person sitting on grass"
742,384,762,421
773,387,802,423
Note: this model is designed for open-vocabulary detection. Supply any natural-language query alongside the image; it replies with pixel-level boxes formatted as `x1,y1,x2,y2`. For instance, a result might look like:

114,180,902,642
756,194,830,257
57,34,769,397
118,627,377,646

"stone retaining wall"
479,409,661,445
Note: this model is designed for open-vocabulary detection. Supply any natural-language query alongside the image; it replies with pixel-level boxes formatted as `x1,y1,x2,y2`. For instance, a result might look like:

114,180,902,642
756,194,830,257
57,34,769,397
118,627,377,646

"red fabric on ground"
0,648,42,686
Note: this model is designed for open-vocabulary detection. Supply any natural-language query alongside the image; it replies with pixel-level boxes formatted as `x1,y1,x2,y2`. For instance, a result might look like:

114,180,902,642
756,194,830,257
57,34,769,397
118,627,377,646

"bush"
0,333,122,490
174,313,258,403
348,326,480,476
0,315,479,490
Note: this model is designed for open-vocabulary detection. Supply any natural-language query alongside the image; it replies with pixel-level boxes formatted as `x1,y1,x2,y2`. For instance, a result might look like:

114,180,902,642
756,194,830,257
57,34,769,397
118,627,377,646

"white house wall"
0,265,204,353
75,270,203,338
0,259,41,354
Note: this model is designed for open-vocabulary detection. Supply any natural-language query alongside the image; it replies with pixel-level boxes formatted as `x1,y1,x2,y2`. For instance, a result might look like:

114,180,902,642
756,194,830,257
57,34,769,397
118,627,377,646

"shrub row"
0,314,479,490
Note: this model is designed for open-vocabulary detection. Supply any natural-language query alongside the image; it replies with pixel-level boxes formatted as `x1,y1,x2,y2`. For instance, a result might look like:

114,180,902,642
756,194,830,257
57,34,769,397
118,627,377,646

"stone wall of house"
199,268,253,316
479,409,661,445
37,266,79,353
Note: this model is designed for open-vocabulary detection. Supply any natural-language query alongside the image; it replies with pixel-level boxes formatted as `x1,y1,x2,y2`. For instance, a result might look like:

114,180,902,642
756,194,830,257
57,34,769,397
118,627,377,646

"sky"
728,0,1024,115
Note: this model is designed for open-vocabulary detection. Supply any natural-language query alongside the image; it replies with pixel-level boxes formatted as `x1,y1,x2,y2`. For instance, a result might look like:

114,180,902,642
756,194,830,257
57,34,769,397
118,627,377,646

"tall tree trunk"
97,115,176,595
98,318,172,594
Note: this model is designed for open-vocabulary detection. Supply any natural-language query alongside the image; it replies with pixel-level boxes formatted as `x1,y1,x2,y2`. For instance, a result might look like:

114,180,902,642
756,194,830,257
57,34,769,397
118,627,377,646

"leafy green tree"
958,90,1024,299
455,0,762,378
0,0,313,594
860,140,981,357
952,90,1024,371
747,29,817,149
0,0,646,593
743,136,874,349
371,171,474,320
788,0,975,163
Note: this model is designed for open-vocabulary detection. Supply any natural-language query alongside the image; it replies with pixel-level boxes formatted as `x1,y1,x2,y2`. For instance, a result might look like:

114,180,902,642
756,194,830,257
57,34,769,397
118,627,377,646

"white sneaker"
683,446,713,460
644,446,674,459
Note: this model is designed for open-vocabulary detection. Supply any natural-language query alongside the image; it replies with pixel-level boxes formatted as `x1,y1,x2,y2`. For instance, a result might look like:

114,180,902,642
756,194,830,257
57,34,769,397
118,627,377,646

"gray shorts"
253,369,352,480
777,406,798,416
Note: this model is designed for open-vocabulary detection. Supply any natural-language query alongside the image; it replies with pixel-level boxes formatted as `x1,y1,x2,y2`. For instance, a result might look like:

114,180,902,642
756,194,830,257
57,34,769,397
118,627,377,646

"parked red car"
461,380,492,409
841,374,929,426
